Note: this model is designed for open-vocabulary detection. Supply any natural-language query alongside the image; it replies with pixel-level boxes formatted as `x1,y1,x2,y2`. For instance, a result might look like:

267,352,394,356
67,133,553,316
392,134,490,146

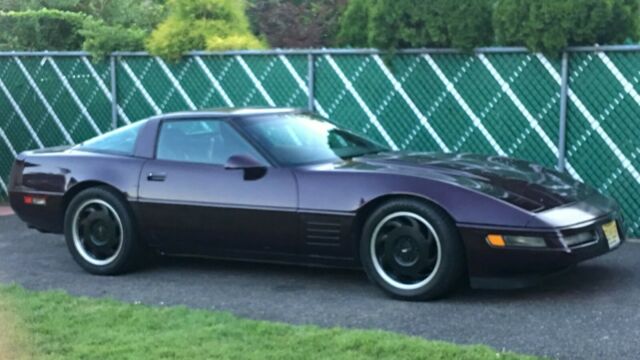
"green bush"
75,0,166,32
336,0,370,47
248,0,346,48
0,8,86,50
337,0,494,50
0,1,165,57
80,20,147,58
79,0,165,58
337,0,639,53
1,0,639,55
146,0,265,60
0,0,82,12
493,0,640,55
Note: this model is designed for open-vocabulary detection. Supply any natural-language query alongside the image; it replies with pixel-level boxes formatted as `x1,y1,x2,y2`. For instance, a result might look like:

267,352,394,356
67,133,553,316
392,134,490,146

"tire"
360,199,465,300
64,186,142,275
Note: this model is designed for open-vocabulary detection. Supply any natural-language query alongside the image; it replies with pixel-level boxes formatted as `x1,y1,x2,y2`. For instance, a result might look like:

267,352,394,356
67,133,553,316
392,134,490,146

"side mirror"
224,154,267,180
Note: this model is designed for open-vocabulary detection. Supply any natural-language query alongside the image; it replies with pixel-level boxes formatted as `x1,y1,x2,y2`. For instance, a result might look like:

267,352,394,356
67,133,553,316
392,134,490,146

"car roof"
152,107,304,121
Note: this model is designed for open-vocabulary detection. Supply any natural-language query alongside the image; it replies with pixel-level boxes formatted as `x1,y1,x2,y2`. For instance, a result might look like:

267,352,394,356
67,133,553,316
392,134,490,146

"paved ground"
1,215,639,359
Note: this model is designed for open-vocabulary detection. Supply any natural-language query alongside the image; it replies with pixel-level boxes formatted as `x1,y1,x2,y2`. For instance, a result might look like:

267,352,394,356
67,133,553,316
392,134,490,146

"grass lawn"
0,285,540,360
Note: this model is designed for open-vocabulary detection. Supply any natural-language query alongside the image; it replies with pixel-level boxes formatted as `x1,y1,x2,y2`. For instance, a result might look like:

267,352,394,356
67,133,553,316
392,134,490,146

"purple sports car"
8,108,625,300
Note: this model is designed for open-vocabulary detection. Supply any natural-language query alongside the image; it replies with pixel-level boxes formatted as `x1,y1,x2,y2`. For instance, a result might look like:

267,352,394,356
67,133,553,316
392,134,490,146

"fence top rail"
0,44,639,57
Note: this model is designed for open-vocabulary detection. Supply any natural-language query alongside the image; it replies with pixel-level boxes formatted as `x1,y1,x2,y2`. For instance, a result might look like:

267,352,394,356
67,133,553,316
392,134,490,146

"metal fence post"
557,51,569,172
110,54,118,130
307,53,315,112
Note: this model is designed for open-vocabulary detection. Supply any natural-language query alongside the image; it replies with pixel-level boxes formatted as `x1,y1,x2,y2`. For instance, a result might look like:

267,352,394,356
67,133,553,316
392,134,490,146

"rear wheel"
360,199,465,300
64,187,141,275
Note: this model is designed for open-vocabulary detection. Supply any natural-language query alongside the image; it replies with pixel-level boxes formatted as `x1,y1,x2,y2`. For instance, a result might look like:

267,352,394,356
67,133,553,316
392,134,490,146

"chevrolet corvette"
8,108,625,300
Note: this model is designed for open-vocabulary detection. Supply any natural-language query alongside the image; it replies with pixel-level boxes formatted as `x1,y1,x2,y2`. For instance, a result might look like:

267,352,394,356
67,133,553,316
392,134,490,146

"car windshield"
242,114,388,166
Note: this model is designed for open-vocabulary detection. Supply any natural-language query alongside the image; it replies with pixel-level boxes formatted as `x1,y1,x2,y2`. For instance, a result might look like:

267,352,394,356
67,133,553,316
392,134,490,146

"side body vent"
302,216,344,247
300,213,356,261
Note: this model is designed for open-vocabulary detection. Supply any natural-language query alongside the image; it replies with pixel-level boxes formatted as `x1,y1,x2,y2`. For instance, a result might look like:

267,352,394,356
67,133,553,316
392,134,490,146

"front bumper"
459,212,625,289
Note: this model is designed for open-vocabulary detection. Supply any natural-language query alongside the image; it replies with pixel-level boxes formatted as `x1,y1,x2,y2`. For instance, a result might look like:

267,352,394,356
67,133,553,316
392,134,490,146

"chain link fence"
1,48,639,235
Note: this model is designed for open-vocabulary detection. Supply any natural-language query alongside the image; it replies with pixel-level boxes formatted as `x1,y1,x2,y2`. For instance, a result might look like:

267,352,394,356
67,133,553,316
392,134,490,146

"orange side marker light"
486,234,506,247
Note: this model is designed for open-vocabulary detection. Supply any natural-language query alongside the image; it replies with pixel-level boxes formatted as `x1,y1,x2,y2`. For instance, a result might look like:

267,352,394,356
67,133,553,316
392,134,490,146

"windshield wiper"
341,149,384,160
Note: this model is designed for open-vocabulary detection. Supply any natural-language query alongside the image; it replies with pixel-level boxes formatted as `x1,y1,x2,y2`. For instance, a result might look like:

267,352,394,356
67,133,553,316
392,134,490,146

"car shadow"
145,254,369,286
452,262,635,303
144,253,634,302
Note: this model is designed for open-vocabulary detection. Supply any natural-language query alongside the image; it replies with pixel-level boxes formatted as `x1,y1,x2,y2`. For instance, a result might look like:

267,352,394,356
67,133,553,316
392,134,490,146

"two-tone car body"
9,108,624,299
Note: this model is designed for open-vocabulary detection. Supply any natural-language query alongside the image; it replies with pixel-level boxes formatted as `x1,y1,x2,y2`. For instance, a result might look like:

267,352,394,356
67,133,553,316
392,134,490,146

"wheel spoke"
93,205,110,222
380,251,394,269
379,226,408,243
104,220,119,246
406,217,420,229
392,262,420,277
418,253,437,273
81,207,106,230
77,220,90,240
78,207,96,229
421,230,435,248
81,236,100,257
407,227,427,244
381,220,403,236
95,247,111,259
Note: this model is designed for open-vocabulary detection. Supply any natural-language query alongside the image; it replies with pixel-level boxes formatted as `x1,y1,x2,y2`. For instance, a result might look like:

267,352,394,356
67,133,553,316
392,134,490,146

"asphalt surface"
1,215,639,359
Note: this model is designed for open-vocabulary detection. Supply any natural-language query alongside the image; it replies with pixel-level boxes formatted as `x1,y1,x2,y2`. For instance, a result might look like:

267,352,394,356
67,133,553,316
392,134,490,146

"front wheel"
64,187,142,275
360,199,465,300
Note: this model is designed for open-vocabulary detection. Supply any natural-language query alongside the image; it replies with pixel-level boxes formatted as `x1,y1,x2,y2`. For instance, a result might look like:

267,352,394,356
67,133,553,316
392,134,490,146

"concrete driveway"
1,214,639,359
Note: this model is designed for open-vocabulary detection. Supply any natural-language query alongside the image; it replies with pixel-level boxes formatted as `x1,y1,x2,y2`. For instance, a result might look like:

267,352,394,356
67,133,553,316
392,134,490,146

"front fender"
294,169,536,228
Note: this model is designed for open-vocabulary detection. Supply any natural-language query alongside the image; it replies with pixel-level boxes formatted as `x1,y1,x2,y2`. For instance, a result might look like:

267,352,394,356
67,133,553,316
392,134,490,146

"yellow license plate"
602,220,620,248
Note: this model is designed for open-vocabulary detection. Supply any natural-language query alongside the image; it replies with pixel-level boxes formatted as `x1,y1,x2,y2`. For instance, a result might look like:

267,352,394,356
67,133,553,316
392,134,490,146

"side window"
156,119,266,165
77,121,144,155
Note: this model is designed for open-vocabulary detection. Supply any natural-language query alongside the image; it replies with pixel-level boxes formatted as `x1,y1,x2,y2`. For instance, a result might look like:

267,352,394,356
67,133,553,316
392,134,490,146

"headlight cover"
561,231,596,247
486,234,547,248
503,235,547,248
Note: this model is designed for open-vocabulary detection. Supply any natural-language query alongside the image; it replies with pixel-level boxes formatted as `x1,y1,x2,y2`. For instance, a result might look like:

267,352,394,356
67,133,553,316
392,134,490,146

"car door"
137,118,299,257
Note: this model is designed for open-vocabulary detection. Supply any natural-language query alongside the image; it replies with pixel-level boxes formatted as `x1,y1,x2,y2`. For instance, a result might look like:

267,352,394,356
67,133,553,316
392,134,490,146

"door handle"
147,172,166,182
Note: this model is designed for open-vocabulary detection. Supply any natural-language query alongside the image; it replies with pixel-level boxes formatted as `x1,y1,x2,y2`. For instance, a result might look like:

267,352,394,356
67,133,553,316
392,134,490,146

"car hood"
341,152,596,212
